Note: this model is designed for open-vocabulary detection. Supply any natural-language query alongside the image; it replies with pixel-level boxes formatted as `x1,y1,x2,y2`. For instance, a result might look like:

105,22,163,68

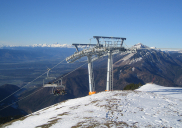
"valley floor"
3,84,182,128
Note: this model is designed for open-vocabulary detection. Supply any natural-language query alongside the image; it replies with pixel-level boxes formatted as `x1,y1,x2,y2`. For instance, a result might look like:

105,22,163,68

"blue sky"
0,0,182,48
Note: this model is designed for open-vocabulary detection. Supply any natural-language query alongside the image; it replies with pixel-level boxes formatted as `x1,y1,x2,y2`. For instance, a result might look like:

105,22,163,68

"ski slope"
3,84,182,128
137,83,182,100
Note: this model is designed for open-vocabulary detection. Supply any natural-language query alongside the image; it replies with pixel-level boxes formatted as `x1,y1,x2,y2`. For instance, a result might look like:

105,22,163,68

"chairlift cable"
0,87,44,112
0,60,88,112
0,72,47,103
62,62,87,79
0,59,66,103
123,42,130,49
53,62,88,87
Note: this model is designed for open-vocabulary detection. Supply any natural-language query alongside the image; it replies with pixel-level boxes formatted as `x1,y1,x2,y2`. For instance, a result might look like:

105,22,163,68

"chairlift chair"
43,77,66,96
43,76,57,87
43,68,57,87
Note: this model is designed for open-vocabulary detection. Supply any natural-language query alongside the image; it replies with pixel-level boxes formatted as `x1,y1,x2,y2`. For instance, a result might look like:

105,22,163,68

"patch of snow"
133,43,149,49
122,53,135,62
150,47,157,49
137,83,182,100
114,53,135,65
129,57,142,64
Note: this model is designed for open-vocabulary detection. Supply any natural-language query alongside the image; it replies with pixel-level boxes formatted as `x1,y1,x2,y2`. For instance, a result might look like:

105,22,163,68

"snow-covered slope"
114,43,152,66
3,84,182,128
137,83,182,100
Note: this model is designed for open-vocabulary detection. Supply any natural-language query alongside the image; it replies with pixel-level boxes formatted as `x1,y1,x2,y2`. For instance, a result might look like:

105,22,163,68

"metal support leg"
106,51,113,91
88,56,96,95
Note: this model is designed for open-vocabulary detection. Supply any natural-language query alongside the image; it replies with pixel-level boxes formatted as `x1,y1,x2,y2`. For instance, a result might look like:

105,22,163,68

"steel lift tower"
93,36,126,91
66,36,130,95
67,43,98,95
72,43,97,95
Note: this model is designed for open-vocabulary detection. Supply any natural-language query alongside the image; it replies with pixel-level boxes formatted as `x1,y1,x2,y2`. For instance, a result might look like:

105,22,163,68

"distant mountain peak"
133,43,149,49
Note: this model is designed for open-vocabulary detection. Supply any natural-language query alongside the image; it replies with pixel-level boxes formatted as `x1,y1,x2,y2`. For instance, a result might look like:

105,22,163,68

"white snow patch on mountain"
114,53,136,65
3,84,182,128
115,52,142,66
122,53,135,62
129,57,142,64
133,43,149,49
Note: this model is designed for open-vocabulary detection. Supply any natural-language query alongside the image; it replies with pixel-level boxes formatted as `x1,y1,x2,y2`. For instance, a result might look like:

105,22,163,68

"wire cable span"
0,59,66,103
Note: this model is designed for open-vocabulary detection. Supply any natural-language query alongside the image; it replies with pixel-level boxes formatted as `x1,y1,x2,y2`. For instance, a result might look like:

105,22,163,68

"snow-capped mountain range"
2,84,182,128
0,43,73,48
0,43,153,49
27,43,73,48
1,43,182,53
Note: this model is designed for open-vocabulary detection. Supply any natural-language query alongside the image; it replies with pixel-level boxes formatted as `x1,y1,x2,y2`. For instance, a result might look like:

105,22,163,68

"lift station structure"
66,36,132,95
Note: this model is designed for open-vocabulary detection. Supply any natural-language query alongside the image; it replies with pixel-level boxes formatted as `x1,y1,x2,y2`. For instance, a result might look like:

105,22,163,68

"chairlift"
43,68,66,96
43,77,66,96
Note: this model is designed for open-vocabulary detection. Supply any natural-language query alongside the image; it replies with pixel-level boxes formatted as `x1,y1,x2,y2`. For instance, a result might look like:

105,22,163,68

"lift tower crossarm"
72,44,97,52
93,36,126,40
93,36,126,47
